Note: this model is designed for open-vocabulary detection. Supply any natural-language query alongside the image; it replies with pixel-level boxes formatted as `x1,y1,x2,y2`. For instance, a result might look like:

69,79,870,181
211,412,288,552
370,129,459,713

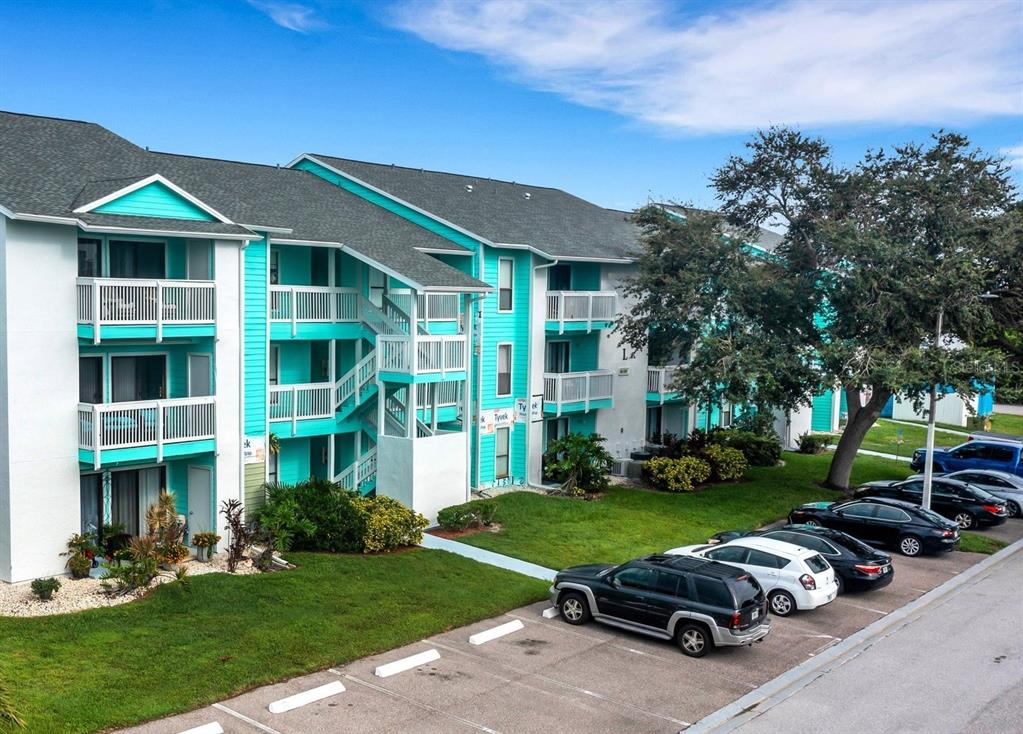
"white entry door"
187,466,213,535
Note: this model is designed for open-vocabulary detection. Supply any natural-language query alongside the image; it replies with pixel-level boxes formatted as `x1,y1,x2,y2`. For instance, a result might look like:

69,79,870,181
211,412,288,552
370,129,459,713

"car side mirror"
835,509,844,516
609,577,621,589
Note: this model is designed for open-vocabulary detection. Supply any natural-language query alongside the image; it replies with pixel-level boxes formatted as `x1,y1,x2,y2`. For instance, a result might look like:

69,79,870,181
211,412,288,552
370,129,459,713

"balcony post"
290,286,298,337
409,291,419,373
156,400,164,463
156,281,164,343
587,292,593,334
558,293,565,335
291,385,298,435
92,403,101,470
92,281,102,344
585,372,591,412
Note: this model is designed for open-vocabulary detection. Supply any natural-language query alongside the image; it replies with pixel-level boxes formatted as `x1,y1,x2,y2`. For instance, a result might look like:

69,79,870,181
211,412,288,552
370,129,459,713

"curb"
682,535,1023,734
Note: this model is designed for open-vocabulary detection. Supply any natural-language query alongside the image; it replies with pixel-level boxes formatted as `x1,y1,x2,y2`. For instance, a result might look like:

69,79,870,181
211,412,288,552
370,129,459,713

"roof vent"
465,184,474,193
523,192,531,200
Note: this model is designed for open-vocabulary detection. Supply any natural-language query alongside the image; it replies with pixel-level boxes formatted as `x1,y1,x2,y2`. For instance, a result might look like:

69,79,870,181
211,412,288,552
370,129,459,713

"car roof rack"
642,554,744,579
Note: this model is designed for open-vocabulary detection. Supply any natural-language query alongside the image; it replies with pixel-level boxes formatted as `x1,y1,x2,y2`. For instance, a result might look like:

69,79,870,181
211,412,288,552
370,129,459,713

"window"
79,356,103,404
747,549,787,569
268,451,279,485
951,443,986,460
77,238,100,277
720,403,733,429
778,532,839,556
873,505,911,522
646,407,663,442
269,249,280,285
804,555,830,573
987,445,1015,462
706,546,749,564
495,427,510,479
839,503,877,518
546,341,570,373
498,258,514,311
693,576,734,607
614,566,656,591
497,343,512,397
80,474,102,537
656,571,687,598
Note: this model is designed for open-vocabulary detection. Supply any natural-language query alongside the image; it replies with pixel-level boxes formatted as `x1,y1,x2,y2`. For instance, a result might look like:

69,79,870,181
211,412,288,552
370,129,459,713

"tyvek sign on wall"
478,407,516,435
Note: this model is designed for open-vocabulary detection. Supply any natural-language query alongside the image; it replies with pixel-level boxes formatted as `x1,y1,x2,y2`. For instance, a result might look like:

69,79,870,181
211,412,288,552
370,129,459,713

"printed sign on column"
515,398,528,423
243,437,265,464
530,394,543,423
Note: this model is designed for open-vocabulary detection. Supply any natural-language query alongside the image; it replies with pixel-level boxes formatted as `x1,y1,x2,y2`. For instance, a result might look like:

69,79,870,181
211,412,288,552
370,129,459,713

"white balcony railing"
376,334,467,375
76,277,215,343
78,397,216,468
415,380,461,410
647,366,683,402
269,286,359,336
545,291,617,333
384,292,460,326
269,383,334,432
542,370,614,415
335,448,378,493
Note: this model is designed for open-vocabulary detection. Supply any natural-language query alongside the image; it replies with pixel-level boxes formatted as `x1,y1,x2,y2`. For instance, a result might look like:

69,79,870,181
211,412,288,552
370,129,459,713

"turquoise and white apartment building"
0,111,781,584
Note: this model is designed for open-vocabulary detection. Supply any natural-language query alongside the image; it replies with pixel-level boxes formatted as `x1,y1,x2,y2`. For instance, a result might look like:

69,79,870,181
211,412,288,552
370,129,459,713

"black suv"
550,555,771,657
789,497,960,556
854,477,1008,530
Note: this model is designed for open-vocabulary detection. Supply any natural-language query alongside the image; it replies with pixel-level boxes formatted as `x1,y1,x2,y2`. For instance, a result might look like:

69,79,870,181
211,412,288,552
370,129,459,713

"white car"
665,536,839,617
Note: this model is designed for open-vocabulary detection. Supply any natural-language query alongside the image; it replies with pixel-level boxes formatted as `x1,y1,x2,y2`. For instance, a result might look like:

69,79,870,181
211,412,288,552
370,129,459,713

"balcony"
545,291,617,333
376,334,467,381
77,278,215,343
78,397,216,468
543,370,614,415
384,292,461,327
647,366,684,403
269,382,335,435
269,285,359,338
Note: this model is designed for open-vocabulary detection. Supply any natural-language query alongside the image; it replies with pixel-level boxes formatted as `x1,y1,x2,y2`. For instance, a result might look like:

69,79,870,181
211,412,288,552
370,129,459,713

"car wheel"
677,623,712,658
898,535,923,557
558,591,590,625
1006,501,1021,518
802,519,821,527
769,590,796,617
954,512,976,530
834,574,845,595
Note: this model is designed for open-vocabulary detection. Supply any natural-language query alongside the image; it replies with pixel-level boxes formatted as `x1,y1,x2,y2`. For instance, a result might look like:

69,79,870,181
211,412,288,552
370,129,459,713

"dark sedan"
855,477,1008,530
788,497,960,557
709,524,894,593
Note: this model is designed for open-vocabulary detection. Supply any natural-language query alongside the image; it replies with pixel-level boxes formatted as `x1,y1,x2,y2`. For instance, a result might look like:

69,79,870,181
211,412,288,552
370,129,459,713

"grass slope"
462,452,911,570
0,550,547,733
989,413,1023,437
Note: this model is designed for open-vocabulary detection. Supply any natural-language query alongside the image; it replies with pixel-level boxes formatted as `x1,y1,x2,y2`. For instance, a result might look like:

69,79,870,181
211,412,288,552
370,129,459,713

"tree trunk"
825,386,892,493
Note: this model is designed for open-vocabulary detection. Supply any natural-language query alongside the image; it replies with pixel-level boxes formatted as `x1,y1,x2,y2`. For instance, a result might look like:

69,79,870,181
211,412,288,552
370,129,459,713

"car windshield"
804,554,830,573
828,532,876,556
728,575,763,607
915,506,949,525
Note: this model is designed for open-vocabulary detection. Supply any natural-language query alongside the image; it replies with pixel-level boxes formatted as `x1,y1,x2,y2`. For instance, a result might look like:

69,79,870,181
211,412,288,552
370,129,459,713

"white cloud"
249,1,326,33
391,0,1023,133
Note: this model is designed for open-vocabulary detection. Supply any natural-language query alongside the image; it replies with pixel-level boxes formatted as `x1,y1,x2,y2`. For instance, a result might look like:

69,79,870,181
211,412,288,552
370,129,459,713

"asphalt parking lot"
123,524,1023,734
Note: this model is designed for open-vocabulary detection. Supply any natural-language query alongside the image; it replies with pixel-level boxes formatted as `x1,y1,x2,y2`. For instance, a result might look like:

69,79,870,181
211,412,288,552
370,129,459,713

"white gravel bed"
0,552,259,618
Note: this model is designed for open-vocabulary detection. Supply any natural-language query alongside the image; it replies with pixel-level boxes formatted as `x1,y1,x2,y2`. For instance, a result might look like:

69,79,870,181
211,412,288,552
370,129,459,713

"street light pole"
921,306,944,511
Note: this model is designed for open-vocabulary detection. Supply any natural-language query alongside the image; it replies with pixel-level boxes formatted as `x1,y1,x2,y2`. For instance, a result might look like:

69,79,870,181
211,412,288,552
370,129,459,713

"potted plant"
30,577,61,601
191,532,221,562
62,533,99,579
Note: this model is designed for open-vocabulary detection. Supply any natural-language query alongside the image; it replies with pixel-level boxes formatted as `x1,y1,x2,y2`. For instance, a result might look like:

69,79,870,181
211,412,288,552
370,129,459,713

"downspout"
530,259,559,483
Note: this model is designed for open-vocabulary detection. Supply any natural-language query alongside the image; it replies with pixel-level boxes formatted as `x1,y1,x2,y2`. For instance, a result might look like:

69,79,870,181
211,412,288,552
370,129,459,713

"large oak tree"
618,129,1016,491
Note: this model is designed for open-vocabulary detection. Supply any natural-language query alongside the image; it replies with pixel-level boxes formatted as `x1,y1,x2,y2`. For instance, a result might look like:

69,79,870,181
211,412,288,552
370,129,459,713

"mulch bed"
427,524,503,540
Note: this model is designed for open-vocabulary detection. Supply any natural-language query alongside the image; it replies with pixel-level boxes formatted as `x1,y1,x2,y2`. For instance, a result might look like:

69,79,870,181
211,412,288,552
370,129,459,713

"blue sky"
1,0,1020,211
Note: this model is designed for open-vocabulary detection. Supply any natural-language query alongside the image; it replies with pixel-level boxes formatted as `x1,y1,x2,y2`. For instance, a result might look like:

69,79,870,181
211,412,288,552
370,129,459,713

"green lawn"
0,550,547,734
989,413,1023,437
959,532,1009,555
462,452,911,570
858,418,955,457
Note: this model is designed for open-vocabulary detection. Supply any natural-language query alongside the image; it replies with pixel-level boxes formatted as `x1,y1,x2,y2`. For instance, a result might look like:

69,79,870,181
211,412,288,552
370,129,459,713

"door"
744,549,783,589
109,240,166,279
645,570,685,630
112,355,166,402
548,263,572,291
79,356,103,403
597,566,655,622
188,354,212,397
836,502,883,542
187,466,213,537
138,467,163,532
187,239,211,280
546,341,571,373
944,443,985,471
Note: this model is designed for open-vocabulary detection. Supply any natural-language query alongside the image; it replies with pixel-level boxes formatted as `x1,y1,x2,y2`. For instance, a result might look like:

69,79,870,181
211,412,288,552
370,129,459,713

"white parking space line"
177,724,223,734
267,681,345,714
210,704,281,734
834,599,889,615
469,619,524,645
374,648,441,678
429,639,692,729
342,673,502,733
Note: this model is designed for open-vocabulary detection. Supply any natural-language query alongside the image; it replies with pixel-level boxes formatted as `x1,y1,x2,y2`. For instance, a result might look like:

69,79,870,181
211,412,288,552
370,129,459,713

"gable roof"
298,155,641,262
0,111,486,291
73,174,231,223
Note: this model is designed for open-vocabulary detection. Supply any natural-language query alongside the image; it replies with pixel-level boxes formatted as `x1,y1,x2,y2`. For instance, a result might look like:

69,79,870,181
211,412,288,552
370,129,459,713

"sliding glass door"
109,240,166,279
111,355,166,402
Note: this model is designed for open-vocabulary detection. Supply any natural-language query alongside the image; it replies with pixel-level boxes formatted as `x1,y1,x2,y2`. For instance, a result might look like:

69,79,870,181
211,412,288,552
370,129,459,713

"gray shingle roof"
305,155,641,262
659,204,784,252
0,111,485,290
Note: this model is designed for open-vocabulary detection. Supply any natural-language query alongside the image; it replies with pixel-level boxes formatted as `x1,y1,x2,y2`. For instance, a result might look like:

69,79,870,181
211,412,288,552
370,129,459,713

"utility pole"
921,306,944,511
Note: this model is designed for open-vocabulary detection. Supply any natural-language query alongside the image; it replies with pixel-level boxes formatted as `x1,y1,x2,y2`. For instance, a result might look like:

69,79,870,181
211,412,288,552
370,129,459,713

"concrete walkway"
419,532,557,581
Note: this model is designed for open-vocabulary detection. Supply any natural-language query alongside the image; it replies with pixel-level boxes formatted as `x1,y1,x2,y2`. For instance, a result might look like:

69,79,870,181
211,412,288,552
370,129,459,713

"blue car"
910,440,1022,477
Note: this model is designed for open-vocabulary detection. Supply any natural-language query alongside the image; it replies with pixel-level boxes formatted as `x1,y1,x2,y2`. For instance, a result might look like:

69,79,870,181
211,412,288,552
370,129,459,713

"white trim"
239,223,293,234
494,243,633,264
73,173,235,224
0,202,14,219
496,342,513,398
414,246,473,256
497,257,514,312
9,210,254,240
494,425,511,480
268,237,342,247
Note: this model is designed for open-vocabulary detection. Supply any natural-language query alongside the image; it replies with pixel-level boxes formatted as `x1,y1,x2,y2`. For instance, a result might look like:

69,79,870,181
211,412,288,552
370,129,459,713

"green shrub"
711,430,781,467
730,410,779,437
643,455,711,492
354,496,428,553
256,484,315,553
704,444,748,481
437,499,498,532
797,432,835,454
543,433,614,493
30,577,60,601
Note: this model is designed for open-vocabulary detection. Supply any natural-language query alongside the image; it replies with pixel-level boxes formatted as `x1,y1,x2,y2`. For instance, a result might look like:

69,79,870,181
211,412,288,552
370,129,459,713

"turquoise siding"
295,159,481,250
94,181,215,221
811,390,835,432
245,238,268,436
275,340,314,384
477,247,531,487
277,437,311,484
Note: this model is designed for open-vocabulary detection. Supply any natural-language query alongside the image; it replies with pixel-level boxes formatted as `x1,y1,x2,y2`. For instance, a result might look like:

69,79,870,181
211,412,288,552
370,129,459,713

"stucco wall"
0,219,82,582
213,239,243,547
378,432,468,523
